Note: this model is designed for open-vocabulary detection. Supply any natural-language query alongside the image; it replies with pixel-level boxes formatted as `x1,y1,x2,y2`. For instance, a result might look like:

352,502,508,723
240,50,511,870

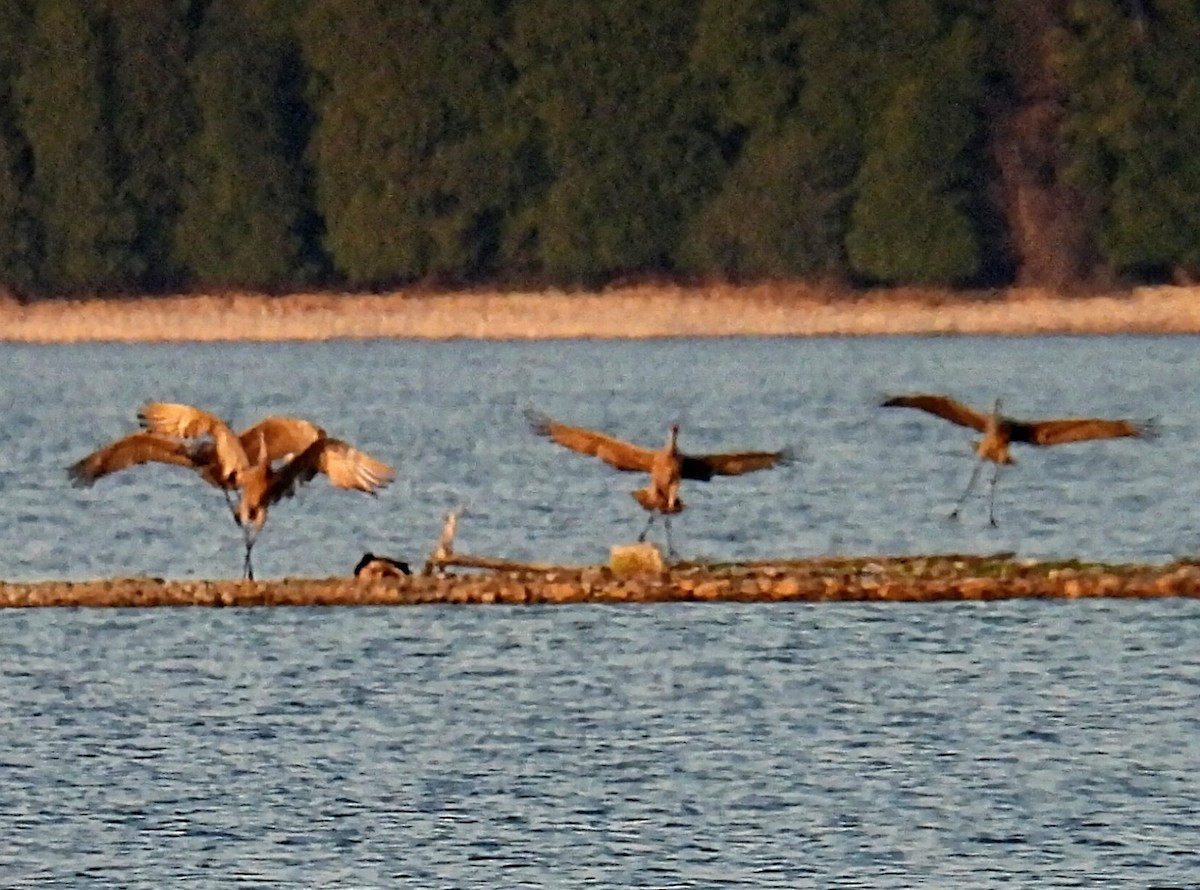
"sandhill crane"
525,409,794,558
70,405,325,505
69,402,395,579
880,393,1155,525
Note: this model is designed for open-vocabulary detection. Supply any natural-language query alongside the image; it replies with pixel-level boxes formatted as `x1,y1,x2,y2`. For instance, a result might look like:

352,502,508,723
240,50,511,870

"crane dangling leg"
636,512,657,543
241,525,261,581
222,487,238,522
949,459,984,521
663,516,678,563
987,465,1002,527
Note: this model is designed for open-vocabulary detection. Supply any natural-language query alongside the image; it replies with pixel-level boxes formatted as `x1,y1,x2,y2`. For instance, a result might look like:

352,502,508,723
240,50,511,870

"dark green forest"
0,0,1192,297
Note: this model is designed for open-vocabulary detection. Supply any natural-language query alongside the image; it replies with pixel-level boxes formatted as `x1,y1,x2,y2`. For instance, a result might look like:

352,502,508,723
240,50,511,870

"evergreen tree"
1059,0,1200,277
99,0,195,291
301,0,527,286
508,0,724,283
682,0,842,278
679,122,843,279
845,19,983,284
0,130,39,294
16,0,137,292
795,0,911,192
0,0,39,292
688,0,803,133
174,0,316,289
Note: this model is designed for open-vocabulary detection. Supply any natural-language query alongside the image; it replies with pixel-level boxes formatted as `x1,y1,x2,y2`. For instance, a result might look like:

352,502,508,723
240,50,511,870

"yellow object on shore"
610,542,666,575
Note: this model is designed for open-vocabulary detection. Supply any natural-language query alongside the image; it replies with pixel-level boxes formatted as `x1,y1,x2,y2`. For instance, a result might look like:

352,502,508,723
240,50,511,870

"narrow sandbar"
4,556,1198,607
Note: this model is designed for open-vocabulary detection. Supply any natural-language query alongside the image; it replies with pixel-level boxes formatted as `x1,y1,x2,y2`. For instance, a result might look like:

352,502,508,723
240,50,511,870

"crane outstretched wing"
68,432,197,488
525,409,656,473
680,448,796,481
265,438,395,506
880,394,989,432
1010,417,1155,446
239,416,326,465
138,401,248,479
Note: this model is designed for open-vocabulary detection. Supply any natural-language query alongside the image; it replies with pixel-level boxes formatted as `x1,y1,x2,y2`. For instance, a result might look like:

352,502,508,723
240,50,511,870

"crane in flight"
525,409,794,558
69,402,394,579
880,393,1155,525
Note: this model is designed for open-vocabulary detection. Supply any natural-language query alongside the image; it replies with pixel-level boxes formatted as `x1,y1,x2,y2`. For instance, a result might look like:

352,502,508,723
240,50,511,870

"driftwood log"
421,507,578,575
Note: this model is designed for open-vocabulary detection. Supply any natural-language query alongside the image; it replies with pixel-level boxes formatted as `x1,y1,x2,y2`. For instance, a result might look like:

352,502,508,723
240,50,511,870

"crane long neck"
988,399,1003,432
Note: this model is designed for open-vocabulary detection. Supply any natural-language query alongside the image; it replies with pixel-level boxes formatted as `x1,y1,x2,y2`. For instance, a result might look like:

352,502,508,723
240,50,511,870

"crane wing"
265,438,395,506
880,394,989,432
239,416,326,465
1010,417,1155,446
680,448,796,481
525,409,656,473
138,401,248,479
68,432,197,488
139,401,228,438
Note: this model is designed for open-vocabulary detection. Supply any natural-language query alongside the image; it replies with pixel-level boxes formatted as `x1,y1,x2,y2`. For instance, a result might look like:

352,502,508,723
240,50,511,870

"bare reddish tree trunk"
989,0,1105,290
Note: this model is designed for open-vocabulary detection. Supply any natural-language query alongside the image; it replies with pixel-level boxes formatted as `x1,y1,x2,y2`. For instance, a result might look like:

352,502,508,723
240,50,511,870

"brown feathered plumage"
880,393,1155,524
70,402,394,578
880,393,1153,461
525,409,794,554
68,432,199,488
137,402,326,482
271,437,394,498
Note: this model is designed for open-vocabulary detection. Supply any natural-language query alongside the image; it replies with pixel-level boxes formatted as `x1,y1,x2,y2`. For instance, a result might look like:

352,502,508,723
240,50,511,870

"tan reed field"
2,282,1199,342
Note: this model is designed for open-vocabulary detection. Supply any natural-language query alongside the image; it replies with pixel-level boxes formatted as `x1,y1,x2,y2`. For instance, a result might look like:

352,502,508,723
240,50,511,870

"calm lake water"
2,336,1199,887
3,336,1195,579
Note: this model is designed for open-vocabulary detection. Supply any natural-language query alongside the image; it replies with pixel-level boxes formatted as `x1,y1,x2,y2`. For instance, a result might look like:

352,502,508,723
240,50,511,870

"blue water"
2,336,1199,886
2,601,1198,887
1,336,1193,579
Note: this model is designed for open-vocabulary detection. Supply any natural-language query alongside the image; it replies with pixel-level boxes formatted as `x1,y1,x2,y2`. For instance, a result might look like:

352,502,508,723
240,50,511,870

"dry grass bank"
2,283,1200,342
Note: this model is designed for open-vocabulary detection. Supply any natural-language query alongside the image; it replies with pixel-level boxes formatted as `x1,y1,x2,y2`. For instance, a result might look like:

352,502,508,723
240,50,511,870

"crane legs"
986,465,1000,527
948,459,1001,527
949,459,983,521
224,489,257,580
663,517,677,562
241,526,259,581
636,513,653,542
636,513,678,562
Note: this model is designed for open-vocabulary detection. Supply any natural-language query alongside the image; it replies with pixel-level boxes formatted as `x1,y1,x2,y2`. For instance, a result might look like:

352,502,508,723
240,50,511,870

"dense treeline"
0,0,1191,297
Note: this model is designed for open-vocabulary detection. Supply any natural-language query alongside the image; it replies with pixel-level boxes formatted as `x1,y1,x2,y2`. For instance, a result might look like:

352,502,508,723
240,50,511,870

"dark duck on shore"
354,552,411,580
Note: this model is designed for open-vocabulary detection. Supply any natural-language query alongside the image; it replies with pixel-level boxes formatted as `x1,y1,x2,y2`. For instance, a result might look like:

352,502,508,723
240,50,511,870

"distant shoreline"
2,283,1199,343
2,554,1198,605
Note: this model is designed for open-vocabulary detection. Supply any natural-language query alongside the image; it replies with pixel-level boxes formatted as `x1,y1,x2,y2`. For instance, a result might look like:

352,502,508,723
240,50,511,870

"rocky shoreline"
5,555,1200,607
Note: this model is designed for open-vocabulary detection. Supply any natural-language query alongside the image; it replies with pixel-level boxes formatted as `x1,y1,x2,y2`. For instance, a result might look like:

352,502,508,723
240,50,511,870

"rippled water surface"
2,335,1196,578
2,336,1200,886
3,602,1199,888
